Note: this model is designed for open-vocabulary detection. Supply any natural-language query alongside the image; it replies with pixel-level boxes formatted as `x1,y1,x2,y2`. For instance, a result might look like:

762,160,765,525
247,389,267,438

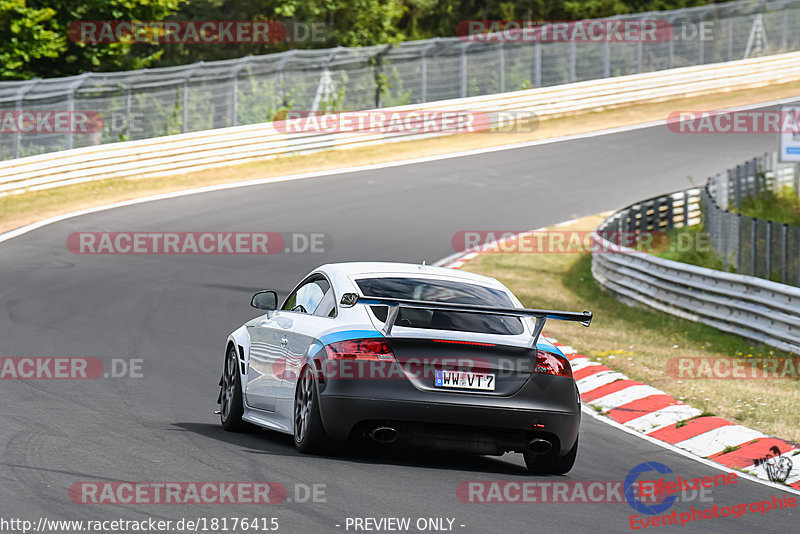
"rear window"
355,277,524,335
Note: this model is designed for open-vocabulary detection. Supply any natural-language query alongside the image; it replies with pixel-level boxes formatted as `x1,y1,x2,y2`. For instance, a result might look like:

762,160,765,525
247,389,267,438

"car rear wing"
339,293,592,348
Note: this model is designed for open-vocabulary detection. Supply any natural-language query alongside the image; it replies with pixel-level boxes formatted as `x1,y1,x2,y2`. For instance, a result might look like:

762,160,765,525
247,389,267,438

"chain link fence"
600,152,800,287
702,153,800,285
3,0,800,161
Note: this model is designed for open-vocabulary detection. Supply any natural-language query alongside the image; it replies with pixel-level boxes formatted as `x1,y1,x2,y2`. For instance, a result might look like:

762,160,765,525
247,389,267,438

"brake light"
433,339,495,347
534,350,572,378
325,339,395,361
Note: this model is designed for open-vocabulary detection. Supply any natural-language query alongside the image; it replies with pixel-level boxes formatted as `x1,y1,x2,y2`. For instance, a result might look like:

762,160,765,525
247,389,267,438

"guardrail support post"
66,88,75,150
460,42,468,98
666,195,674,227
727,17,733,61
570,41,577,82
735,164,742,208
637,39,643,73
721,194,730,265
642,202,649,231
534,42,542,87
275,50,294,110
604,40,611,77
13,97,22,159
125,87,133,138
698,24,704,65
753,157,760,195
375,49,383,108
726,168,734,208
751,218,757,275
766,221,772,277
420,53,427,102
683,190,690,225
231,75,239,127
782,8,788,50
668,34,674,69
181,81,188,134
781,223,788,283
736,214,743,273
229,57,250,127
498,42,505,92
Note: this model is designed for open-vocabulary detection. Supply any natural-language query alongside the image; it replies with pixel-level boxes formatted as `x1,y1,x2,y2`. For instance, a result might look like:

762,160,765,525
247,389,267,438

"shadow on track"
173,422,561,477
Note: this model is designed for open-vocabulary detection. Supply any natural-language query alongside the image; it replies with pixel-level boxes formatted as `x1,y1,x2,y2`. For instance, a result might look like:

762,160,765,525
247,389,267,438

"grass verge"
461,215,800,443
736,186,800,226
4,80,800,234
652,186,800,278
652,224,734,271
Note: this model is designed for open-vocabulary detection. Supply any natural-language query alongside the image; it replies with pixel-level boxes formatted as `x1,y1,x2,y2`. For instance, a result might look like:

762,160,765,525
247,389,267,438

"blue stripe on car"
307,329,384,357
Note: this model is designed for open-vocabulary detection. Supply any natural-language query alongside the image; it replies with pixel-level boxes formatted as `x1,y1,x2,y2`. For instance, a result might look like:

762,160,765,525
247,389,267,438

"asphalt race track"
0,119,797,533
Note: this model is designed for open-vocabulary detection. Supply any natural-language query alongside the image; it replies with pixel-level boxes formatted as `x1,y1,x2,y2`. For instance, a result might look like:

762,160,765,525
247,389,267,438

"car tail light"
534,350,572,378
325,339,395,361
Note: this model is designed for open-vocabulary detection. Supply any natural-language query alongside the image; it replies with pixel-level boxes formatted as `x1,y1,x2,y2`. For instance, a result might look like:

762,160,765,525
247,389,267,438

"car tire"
220,346,255,432
523,436,578,475
293,366,331,454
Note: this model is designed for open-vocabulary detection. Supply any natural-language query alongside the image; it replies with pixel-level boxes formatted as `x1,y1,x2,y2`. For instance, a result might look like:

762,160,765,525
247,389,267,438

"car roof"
316,261,505,288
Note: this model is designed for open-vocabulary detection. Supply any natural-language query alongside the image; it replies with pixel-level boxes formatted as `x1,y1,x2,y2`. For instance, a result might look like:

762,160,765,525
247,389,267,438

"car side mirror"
251,290,278,311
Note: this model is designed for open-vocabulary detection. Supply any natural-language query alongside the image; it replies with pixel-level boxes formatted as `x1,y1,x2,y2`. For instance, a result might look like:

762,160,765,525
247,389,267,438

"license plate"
434,369,495,391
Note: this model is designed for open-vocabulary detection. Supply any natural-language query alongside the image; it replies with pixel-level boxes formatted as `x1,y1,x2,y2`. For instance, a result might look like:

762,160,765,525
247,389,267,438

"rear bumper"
317,376,581,455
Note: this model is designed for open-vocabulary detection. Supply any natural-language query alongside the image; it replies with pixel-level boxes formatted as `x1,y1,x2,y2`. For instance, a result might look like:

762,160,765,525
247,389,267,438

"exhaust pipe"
369,426,399,444
528,438,552,455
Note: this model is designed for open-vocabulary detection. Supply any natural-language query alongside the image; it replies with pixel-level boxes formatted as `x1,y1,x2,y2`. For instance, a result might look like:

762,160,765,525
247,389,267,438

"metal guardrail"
597,189,703,234
592,160,800,354
2,51,800,196
3,0,800,161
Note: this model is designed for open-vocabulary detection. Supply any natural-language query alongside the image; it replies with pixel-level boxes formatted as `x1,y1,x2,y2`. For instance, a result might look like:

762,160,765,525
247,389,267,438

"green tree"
0,0,65,79
561,0,716,19
153,0,407,66
3,0,733,78
272,0,406,46
3,0,185,79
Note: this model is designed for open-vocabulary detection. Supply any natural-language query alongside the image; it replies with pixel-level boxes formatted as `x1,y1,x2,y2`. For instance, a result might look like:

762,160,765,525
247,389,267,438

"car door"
274,275,336,419
245,313,294,412
245,275,330,412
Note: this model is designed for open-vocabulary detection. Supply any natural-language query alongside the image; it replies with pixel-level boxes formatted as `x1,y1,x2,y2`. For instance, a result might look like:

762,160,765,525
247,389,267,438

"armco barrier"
592,193,800,355
2,51,800,196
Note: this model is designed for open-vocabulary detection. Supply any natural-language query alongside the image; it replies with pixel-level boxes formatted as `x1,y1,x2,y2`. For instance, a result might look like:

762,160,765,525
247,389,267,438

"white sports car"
218,262,592,474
